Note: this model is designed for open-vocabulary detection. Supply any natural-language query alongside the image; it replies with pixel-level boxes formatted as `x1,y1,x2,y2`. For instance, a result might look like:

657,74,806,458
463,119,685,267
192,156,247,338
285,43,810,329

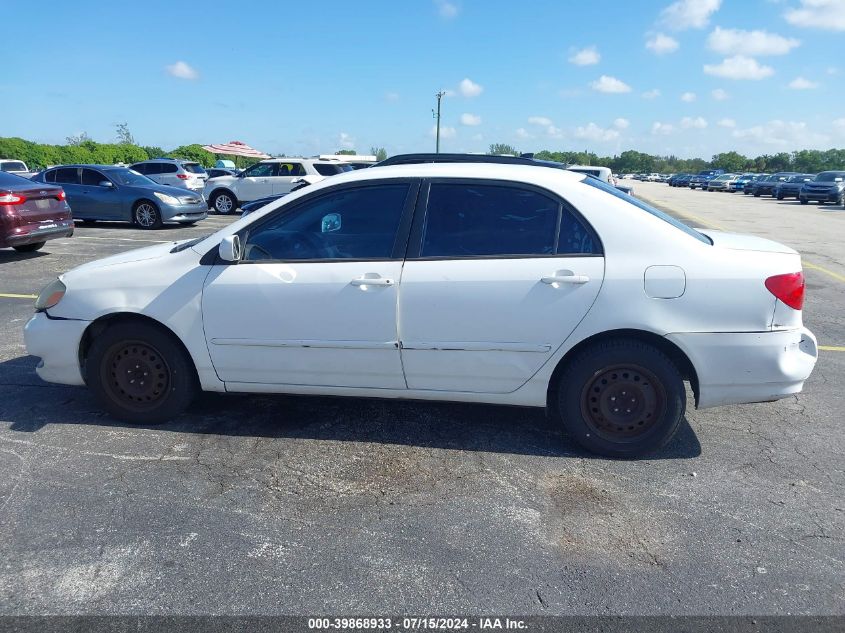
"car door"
51,167,87,217
235,162,277,201
398,180,604,393
270,161,306,196
202,179,418,388
80,168,122,220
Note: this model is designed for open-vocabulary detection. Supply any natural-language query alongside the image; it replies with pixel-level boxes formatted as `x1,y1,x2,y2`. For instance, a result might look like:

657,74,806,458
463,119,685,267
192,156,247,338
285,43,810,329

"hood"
699,230,797,255
127,182,198,198
60,241,185,279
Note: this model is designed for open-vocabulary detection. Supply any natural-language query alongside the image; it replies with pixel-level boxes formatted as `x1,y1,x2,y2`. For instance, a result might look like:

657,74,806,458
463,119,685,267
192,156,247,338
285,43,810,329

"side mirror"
219,235,243,262
99,181,114,188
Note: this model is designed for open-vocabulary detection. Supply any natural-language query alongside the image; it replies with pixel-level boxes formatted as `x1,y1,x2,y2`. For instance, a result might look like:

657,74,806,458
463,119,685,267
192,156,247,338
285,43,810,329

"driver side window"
243,184,411,261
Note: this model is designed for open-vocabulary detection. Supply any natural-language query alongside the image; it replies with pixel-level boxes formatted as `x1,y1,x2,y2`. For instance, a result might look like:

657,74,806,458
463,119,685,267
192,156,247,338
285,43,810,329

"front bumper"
666,327,818,409
159,201,208,224
800,189,840,202
24,312,90,386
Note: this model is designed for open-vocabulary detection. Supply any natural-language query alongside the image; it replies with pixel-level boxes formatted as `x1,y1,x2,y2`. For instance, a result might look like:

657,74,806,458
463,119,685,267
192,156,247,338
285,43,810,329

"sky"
2,0,844,159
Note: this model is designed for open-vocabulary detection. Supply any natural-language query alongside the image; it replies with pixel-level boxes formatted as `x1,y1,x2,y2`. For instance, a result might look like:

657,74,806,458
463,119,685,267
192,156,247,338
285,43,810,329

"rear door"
271,161,307,195
51,168,87,217
398,180,604,393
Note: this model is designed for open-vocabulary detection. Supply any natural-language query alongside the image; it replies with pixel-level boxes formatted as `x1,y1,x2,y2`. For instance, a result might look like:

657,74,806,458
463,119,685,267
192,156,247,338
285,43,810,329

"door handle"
351,275,394,287
541,273,590,285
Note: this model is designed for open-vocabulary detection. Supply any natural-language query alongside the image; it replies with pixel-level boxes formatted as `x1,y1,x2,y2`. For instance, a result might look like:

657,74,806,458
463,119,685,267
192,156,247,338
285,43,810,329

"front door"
236,162,276,201
80,168,122,220
398,180,604,393
202,180,417,388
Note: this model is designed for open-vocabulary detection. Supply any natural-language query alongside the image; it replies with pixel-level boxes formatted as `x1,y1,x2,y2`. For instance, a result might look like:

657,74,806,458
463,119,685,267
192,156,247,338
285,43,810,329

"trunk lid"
699,230,797,255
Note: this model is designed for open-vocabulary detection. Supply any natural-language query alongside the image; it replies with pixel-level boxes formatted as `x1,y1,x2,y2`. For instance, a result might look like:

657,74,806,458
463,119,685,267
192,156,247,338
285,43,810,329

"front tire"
86,321,198,424
13,241,46,252
555,339,685,458
211,191,237,215
133,201,163,229
800,197,808,205
776,193,784,200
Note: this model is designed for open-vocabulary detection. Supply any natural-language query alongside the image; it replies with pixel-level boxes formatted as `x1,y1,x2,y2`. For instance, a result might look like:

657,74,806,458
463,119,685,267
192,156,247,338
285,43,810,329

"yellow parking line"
819,346,845,352
803,262,845,283
0,293,36,299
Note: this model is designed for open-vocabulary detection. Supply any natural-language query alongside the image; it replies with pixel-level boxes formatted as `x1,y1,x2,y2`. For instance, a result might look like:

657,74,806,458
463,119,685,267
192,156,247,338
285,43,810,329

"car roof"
375,153,568,170
132,158,199,164
44,164,128,170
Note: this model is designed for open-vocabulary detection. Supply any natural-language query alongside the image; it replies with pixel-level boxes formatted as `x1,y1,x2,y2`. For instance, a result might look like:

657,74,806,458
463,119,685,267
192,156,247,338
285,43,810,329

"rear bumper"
24,312,89,386
3,220,74,247
666,328,818,409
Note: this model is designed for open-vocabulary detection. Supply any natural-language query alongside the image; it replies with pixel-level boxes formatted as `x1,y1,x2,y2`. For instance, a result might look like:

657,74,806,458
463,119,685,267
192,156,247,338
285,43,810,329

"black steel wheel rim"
101,340,170,411
580,364,666,442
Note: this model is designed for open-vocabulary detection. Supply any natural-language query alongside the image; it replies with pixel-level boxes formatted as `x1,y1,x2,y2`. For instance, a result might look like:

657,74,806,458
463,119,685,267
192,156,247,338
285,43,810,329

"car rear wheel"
86,321,198,424
133,201,163,229
13,242,46,253
555,339,685,458
212,191,237,214
776,193,784,200
799,198,808,205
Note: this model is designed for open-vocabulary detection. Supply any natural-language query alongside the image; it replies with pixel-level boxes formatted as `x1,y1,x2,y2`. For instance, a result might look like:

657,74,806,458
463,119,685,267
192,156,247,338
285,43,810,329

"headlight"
35,278,66,311
154,192,179,205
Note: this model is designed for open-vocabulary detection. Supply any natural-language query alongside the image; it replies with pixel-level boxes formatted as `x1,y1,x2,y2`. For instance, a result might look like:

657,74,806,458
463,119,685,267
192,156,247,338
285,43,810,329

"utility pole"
433,90,446,153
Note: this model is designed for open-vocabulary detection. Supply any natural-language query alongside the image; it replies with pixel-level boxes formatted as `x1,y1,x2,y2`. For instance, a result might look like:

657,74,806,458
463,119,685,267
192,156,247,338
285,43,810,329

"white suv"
204,158,352,214
129,159,208,192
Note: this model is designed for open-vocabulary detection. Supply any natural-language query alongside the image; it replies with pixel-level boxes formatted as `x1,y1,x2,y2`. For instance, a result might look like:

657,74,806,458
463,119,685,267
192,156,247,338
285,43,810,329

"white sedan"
24,163,818,457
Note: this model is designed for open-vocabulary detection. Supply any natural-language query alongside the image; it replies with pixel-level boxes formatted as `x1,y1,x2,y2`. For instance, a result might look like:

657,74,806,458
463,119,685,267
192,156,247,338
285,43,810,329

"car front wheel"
134,201,163,229
212,191,237,214
555,339,685,458
86,321,198,424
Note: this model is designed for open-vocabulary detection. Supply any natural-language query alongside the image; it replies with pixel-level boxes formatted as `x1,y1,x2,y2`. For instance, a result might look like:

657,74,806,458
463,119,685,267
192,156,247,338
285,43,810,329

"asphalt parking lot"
0,190,843,615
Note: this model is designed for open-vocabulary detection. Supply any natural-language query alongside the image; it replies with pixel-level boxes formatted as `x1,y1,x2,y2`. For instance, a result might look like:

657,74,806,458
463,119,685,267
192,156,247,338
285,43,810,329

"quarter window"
243,184,410,261
421,183,595,258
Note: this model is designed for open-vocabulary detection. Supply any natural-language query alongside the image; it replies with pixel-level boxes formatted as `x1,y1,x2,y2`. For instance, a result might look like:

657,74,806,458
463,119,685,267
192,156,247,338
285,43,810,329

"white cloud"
732,119,828,147
528,116,553,126
660,0,722,30
652,122,675,135
703,55,774,80
785,0,845,31
460,113,482,126
590,75,632,93
338,132,355,149
711,88,729,100
429,125,456,139
681,91,697,102
165,61,199,80
707,27,800,56
384,91,400,102
515,128,533,140
569,46,601,66
459,78,483,98
435,0,458,19
546,125,565,139
642,88,661,99
646,33,680,54
717,118,737,128
613,118,630,129
788,76,818,89
574,122,620,142
681,116,708,129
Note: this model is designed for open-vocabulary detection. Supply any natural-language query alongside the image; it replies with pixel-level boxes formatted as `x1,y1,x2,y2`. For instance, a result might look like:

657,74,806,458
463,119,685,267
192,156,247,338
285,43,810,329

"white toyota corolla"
24,163,818,457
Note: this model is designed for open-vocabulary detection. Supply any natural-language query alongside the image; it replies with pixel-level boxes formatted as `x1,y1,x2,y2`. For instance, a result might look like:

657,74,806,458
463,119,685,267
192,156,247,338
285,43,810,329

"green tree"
167,144,217,167
66,132,91,146
711,151,748,172
370,146,388,161
335,149,357,155
115,122,135,145
489,143,519,156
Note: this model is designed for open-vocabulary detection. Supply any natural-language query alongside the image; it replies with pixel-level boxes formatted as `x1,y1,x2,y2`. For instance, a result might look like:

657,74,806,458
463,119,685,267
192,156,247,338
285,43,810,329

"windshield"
815,171,845,182
582,176,711,244
1,161,27,172
107,168,156,186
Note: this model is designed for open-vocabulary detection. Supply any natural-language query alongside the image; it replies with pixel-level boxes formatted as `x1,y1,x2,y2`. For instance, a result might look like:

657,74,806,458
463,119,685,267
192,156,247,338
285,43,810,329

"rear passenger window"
278,163,306,177
420,183,596,258
53,168,80,185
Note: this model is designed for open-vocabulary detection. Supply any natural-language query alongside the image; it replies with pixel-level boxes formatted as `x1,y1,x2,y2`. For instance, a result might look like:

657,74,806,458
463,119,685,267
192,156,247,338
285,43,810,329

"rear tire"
555,339,685,458
86,321,198,424
13,241,45,253
776,193,784,200
800,198,808,205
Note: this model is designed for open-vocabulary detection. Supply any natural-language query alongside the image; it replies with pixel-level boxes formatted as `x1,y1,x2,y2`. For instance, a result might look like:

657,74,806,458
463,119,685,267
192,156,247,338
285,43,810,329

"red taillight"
0,192,26,206
56,190,66,201
176,174,189,179
765,272,805,311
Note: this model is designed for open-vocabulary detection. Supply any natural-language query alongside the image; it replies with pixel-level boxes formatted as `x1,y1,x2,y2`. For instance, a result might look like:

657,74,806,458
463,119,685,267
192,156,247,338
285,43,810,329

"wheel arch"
209,188,237,202
546,328,699,409
78,312,199,385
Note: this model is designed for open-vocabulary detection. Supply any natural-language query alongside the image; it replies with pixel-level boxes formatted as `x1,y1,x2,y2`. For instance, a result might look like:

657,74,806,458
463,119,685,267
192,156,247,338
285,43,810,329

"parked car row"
667,170,845,205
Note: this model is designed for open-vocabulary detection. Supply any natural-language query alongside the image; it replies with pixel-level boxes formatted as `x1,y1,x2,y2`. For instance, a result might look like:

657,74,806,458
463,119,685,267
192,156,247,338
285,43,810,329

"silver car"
129,159,208,192
32,165,208,229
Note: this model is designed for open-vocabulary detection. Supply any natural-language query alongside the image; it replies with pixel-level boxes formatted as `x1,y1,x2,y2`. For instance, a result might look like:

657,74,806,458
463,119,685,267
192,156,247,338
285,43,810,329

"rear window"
183,163,207,174
0,171,32,186
581,177,711,245
0,161,27,172
313,163,344,176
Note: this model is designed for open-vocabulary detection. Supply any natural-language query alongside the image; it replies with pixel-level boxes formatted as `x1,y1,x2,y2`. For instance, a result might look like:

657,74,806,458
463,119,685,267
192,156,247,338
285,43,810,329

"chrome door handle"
541,274,590,285
351,275,394,287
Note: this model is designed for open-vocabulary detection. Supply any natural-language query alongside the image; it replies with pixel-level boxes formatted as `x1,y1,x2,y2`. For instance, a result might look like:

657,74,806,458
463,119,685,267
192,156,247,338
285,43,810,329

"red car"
0,171,73,252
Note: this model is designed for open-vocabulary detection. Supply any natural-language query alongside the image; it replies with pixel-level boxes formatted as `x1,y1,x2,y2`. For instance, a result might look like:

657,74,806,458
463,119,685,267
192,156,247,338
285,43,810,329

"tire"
211,190,237,215
86,321,198,424
13,241,46,253
776,193,784,200
754,192,761,197
133,200,163,229
80,219,97,225
800,198,808,205
555,339,685,458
